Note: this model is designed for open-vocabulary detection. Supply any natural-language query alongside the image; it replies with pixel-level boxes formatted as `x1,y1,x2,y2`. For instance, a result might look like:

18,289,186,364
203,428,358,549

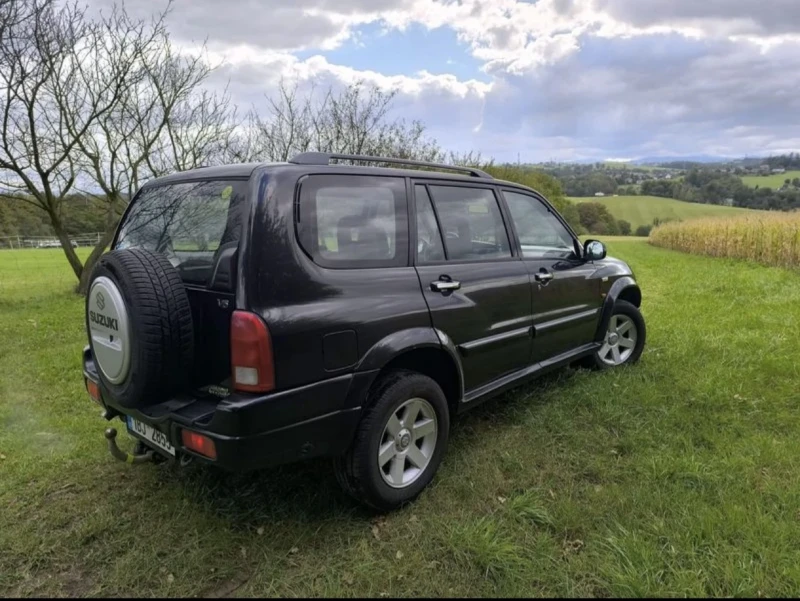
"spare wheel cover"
88,276,131,385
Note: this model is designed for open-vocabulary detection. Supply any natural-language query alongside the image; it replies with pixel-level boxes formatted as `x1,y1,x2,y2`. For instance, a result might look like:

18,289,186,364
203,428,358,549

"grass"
3,243,800,596
650,212,800,269
0,247,92,299
741,170,800,189
568,195,758,230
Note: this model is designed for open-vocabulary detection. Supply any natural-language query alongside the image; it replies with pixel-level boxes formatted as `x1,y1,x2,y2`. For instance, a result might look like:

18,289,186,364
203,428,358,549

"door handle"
431,279,461,293
534,271,554,284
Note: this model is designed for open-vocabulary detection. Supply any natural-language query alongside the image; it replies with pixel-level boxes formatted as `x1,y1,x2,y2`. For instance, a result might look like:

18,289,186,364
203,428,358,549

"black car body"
83,153,644,509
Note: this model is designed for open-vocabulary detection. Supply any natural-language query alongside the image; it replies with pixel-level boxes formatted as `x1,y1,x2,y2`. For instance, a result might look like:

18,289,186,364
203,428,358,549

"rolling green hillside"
6,241,800,596
568,195,757,229
740,170,800,189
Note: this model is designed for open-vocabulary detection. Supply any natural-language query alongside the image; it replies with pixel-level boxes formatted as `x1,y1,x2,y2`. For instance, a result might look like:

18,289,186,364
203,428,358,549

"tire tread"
87,248,194,408
334,369,449,511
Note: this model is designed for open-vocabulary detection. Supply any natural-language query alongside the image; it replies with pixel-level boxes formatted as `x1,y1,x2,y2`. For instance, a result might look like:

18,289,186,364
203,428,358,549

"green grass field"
569,195,757,229
3,245,800,596
740,170,800,189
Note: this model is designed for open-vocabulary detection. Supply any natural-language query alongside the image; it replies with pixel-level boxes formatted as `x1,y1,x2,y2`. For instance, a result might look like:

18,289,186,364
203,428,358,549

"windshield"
115,179,247,285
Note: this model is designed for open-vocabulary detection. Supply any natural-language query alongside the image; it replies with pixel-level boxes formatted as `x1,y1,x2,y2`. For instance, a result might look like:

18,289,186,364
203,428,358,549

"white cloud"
199,45,493,98
91,0,800,74
80,0,800,160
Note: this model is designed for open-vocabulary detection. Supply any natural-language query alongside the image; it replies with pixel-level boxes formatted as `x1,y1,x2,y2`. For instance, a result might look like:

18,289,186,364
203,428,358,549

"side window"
414,185,445,262
297,175,408,268
427,185,511,261
503,190,577,259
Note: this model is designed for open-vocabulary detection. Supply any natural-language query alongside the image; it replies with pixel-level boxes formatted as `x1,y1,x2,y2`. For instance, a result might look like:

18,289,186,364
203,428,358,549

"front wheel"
589,300,646,369
334,370,450,511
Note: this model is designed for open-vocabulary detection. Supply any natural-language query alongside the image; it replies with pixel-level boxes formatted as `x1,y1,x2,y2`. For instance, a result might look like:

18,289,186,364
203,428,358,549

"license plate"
127,416,175,456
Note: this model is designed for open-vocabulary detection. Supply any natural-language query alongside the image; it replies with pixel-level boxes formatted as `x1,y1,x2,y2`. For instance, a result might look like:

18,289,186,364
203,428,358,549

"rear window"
115,179,247,285
296,174,409,269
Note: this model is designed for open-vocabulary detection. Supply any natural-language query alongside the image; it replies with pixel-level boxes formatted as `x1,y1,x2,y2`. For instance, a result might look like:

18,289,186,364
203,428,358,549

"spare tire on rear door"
86,248,194,409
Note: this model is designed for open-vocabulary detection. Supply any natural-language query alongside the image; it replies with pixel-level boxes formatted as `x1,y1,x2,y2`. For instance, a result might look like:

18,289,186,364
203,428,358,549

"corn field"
649,212,800,269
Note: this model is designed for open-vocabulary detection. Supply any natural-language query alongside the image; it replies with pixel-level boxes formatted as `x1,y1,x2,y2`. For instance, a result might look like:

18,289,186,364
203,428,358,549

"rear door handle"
431,280,461,293
534,271,554,283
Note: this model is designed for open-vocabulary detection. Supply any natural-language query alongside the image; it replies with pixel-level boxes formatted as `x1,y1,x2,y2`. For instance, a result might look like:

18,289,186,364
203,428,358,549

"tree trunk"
48,208,85,281
77,226,117,295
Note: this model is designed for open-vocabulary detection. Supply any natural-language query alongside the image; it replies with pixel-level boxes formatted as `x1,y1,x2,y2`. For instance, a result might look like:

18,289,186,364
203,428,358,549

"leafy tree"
641,179,676,198
577,202,619,235
482,165,584,234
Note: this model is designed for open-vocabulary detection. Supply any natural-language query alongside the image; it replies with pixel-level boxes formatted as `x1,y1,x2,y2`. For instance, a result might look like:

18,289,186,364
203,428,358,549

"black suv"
83,153,645,510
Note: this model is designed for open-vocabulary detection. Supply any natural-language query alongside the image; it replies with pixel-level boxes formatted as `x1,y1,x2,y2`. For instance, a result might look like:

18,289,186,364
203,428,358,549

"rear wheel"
334,370,450,511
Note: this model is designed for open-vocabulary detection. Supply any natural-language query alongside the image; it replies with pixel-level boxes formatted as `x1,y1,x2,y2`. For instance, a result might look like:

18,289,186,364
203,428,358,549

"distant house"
594,192,605,197
723,198,734,207
759,164,771,174
771,168,786,174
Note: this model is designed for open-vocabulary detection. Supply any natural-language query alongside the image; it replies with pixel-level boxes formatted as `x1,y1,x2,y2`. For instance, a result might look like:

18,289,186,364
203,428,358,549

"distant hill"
631,154,729,165
531,152,800,170
632,153,800,166
568,195,759,230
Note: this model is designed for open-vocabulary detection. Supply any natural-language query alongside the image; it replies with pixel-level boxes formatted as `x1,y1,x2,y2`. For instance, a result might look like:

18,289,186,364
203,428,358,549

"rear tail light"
86,379,101,404
181,430,217,459
230,310,275,393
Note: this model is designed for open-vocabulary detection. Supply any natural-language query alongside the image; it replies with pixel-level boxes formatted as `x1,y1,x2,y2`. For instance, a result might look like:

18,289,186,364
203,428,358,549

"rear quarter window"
115,179,247,285
296,175,409,269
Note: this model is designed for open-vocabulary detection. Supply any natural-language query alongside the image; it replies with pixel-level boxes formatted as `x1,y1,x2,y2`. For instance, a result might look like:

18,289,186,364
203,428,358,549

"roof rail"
288,152,493,179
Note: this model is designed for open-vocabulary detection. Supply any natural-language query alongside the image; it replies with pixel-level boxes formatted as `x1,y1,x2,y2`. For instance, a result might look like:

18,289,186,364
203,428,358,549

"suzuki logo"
89,310,119,331
96,292,106,310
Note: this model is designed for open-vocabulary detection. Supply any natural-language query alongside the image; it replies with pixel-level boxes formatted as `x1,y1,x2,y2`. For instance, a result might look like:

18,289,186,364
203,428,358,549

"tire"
334,370,450,511
587,300,646,370
85,248,194,409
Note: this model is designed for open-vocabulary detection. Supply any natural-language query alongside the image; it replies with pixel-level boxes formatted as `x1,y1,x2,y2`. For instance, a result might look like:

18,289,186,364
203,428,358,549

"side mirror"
583,239,607,261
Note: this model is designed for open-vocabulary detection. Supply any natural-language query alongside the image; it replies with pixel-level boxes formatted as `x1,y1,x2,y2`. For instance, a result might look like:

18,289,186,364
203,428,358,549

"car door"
413,182,532,393
500,188,603,363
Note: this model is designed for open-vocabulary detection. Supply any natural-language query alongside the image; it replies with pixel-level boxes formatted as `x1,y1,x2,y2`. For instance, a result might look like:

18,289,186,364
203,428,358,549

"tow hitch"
104,428,154,464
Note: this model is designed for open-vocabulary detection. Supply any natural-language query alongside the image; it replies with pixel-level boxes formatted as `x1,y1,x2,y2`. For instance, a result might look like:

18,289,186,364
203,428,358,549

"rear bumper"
83,346,375,471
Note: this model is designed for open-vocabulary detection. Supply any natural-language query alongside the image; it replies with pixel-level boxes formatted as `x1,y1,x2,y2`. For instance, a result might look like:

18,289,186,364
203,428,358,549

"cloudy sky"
87,0,800,162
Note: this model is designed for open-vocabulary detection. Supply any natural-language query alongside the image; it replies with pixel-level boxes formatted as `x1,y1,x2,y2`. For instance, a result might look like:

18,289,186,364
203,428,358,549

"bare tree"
447,150,493,168
0,0,153,281
0,0,23,47
0,0,235,292
243,79,444,163
0,0,93,277
71,5,236,291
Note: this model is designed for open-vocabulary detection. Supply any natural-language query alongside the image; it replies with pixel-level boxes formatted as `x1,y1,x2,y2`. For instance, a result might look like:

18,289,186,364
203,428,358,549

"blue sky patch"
315,22,489,82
